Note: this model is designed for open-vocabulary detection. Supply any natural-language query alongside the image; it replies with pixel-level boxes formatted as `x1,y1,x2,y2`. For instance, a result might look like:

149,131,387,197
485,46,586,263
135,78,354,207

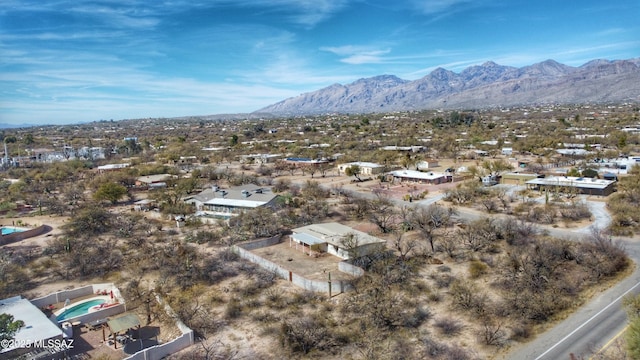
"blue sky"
1,0,638,126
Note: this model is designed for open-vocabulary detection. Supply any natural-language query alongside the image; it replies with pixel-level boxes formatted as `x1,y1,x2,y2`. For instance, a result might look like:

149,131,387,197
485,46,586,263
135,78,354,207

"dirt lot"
251,241,355,282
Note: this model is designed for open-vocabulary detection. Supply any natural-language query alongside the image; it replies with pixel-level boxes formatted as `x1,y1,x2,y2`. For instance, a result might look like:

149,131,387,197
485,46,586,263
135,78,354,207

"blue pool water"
56,299,106,322
1,227,24,235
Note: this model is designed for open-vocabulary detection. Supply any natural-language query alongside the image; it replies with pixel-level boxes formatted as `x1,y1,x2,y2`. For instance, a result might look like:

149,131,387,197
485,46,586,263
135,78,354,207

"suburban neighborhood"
1,103,640,359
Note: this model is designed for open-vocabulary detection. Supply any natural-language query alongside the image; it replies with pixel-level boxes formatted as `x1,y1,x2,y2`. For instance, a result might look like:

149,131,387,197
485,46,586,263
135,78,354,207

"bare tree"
392,232,419,261
368,195,398,233
408,204,453,253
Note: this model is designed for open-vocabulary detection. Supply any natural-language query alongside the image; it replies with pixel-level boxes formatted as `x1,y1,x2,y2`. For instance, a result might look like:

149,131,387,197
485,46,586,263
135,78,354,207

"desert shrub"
435,317,465,336
444,184,484,204
421,337,449,358
279,316,336,355
403,306,432,328
449,280,487,314
185,230,220,244
525,205,555,224
431,273,456,288
421,337,471,360
428,292,443,302
510,321,533,341
495,218,539,246
481,319,507,347
559,201,592,221
469,260,489,279
575,229,629,280
224,298,242,319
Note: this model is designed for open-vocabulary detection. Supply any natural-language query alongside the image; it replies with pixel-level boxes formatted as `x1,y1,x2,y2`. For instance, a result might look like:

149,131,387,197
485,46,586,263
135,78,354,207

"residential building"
284,157,330,167
525,176,616,196
0,296,64,359
416,159,439,170
135,174,175,188
290,222,386,260
240,153,283,164
337,162,385,176
97,163,130,173
184,184,279,217
388,170,450,184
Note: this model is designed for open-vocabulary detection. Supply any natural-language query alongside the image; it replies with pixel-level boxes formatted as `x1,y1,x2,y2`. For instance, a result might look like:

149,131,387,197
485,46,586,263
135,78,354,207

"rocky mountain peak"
255,58,640,116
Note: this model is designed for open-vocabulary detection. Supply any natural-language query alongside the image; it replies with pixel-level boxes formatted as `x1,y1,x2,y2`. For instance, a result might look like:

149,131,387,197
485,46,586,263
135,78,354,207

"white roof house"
0,296,64,358
556,149,591,156
388,170,449,184
184,184,279,216
291,222,386,260
337,162,385,175
525,176,616,196
97,163,130,172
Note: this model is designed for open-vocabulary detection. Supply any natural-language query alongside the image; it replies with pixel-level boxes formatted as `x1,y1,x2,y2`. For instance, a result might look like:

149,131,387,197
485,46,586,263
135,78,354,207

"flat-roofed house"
290,222,386,260
525,176,616,196
184,184,279,217
0,296,64,359
135,174,176,188
337,162,385,176
388,169,450,184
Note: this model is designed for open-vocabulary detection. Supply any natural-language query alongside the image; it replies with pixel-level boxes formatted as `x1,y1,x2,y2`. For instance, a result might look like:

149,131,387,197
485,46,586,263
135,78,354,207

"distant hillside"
256,58,640,115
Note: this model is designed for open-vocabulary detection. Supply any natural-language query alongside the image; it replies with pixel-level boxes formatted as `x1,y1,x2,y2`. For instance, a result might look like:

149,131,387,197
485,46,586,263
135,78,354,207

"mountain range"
256,58,640,115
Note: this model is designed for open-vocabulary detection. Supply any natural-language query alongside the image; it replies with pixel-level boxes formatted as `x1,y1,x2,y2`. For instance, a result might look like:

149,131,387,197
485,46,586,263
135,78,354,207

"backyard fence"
0,225,50,245
123,294,194,360
232,237,363,295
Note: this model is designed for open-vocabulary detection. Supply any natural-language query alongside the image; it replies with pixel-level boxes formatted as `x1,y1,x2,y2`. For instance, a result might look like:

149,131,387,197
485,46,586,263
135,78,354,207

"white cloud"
410,0,473,14
321,45,392,64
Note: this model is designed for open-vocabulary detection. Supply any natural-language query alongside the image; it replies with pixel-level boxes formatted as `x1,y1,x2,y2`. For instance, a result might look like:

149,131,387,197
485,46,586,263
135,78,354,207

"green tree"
345,165,362,182
0,313,24,342
23,133,34,145
63,206,114,237
94,182,128,204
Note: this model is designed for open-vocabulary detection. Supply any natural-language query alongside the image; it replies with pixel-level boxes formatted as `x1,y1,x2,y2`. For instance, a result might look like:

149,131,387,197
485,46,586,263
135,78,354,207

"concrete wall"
124,332,193,360
338,261,364,277
233,246,290,279
31,283,123,309
31,285,95,308
236,235,281,251
123,295,194,360
233,238,362,294
0,225,50,246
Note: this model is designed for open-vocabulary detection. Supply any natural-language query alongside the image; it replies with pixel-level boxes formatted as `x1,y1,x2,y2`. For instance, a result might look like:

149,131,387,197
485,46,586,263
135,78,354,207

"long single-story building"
388,169,450,184
290,222,386,260
525,176,616,196
184,184,280,217
337,162,385,176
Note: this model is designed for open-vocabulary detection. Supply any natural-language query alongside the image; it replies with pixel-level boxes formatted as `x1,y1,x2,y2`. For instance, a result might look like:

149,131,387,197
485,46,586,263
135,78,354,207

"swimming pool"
1,227,25,235
56,298,106,322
